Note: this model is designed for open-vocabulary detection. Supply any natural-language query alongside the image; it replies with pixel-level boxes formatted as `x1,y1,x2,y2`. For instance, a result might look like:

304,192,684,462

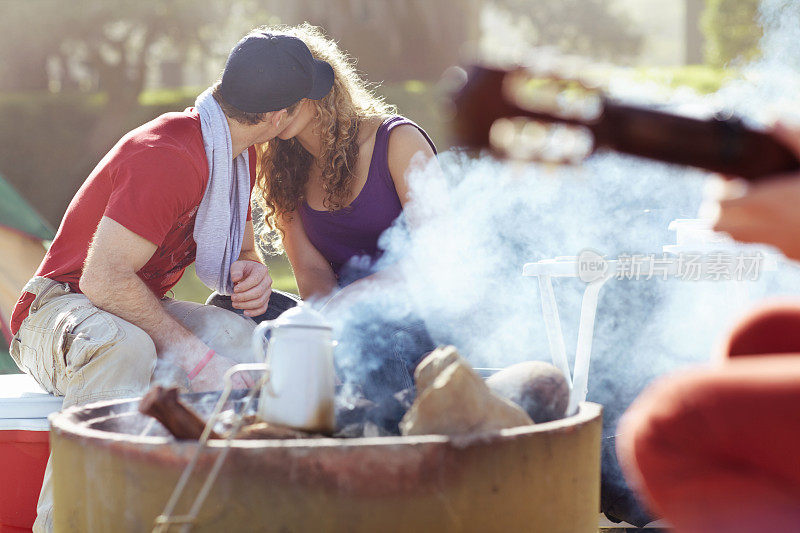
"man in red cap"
11,29,334,532
617,123,800,533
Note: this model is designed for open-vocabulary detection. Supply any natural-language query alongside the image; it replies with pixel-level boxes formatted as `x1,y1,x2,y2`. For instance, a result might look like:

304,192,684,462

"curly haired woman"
255,23,437,299
213,24,439,404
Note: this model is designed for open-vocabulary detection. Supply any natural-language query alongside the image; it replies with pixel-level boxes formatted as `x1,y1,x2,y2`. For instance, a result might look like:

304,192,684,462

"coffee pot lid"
272,303,331,330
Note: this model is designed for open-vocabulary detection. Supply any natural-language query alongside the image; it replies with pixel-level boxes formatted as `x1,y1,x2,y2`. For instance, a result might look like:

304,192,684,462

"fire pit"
50,394,601,532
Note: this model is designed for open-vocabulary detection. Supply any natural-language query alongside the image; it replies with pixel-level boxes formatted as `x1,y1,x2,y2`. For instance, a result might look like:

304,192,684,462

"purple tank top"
299,116,436,283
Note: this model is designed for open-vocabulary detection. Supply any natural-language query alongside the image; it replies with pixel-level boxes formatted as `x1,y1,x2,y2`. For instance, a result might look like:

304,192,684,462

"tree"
262,0,481,83
61,0,236,154
0,0,252,155
489,0,643,63
701,0,761,67
0,2,61,91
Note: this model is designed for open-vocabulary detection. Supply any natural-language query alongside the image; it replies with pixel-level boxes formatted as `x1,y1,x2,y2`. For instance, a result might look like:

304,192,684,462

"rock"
222,415,316,440
333,423,366,439
400,356,533,436
363,421,393,438
365,388,416,435
392,387,416,410
413,345,461,392
234,421,314,440
335,396,376,429
486,361,569,423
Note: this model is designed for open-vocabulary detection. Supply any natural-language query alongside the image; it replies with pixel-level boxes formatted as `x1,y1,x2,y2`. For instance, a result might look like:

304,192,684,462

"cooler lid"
0,418,51,431
0,373,63,420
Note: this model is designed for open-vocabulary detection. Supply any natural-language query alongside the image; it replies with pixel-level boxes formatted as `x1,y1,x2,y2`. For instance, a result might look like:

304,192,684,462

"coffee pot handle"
251,321,275,361
251,321,279,397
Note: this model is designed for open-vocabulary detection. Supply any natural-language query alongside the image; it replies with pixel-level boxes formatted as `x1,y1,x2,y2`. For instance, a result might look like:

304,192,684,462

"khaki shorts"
11,276,258,409
14,276,260,533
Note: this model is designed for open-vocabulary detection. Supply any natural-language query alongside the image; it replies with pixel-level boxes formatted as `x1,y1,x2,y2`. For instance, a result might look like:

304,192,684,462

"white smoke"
312,1,800,524
327,0,800,432
714,0,800,124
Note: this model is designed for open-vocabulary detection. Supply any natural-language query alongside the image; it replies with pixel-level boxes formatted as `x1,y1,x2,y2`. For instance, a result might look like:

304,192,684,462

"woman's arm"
280,211,338,300
238,219,261,263
387,124,439,210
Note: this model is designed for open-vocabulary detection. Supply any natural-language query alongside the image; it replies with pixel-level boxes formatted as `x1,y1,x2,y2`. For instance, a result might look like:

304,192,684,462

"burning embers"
138,345,569,442
131,347,576,530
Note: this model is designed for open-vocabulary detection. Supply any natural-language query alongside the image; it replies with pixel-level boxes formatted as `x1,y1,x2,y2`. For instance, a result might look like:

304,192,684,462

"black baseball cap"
219,31,334,113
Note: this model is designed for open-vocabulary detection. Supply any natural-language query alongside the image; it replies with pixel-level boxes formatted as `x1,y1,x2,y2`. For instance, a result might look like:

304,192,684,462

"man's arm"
80,216,249,390
229,219,274,317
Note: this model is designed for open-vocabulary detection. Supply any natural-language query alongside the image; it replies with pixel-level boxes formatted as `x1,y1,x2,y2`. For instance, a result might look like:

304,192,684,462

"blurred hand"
714,122,800,261
190,352,254,392
229,260,272,317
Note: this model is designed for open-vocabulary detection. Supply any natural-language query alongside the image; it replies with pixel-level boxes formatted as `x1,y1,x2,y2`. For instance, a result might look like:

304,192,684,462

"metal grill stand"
524,220,776,415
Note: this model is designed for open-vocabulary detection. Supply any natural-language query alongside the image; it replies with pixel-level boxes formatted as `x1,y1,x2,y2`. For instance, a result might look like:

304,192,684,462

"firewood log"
138,385,220,440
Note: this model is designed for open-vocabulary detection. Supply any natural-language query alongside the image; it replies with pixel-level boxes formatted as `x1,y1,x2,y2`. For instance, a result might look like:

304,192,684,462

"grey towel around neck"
193,88,251,295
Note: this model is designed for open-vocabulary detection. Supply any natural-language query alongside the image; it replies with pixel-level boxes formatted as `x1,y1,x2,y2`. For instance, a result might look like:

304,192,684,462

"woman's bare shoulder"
358,115,387,144
387,122,434,159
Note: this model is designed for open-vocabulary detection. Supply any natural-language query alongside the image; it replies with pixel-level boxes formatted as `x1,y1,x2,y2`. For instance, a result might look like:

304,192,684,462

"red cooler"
0,374,63,533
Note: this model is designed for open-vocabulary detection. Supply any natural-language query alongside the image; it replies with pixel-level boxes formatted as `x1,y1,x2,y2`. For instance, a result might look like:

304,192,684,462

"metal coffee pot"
251,305,336,433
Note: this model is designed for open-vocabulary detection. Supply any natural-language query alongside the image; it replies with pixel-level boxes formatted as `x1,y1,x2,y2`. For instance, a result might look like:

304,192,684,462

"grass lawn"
171,255,298,303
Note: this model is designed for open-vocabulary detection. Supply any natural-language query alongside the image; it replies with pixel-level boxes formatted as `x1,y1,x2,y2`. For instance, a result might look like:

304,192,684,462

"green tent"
0,178,54,242
0,175,54,373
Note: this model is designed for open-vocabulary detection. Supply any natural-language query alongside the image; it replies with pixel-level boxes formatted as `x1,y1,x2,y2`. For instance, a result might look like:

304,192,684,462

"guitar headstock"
449,59,607,163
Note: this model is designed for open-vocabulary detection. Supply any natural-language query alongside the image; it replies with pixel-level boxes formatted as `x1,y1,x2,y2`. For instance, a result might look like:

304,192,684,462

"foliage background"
0,0,763,374
702,0,762,67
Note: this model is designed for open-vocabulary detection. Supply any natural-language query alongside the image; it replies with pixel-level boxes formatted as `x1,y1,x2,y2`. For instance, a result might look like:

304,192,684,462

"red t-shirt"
10,108,256,335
